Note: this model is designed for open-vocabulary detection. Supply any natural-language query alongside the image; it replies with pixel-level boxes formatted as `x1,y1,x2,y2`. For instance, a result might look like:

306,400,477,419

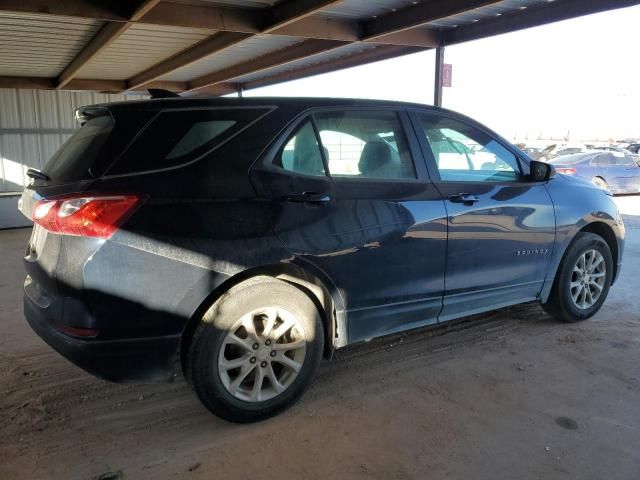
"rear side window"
42,114,114,183
108,108,267,175
591,154,612,166
275,119,326,176
314,110,416,179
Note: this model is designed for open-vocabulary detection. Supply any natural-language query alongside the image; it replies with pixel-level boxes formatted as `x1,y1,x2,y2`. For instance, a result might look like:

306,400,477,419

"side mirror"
529,160,556,182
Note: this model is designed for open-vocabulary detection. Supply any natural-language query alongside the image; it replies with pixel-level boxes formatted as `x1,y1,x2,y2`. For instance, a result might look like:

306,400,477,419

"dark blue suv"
19,97,625,422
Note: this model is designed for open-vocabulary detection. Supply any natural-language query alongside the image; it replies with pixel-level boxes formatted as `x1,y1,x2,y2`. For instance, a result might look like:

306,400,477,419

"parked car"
593,145,636,157
532,144,558,161
521,146,543,158
533,144,573,162
19,97,625,423
550,152,640,194
626,143,640,155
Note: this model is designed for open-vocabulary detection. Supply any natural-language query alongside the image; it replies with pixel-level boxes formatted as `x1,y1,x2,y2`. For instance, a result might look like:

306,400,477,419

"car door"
251,108,448,344
409,110,556,321
589,153,612,180
608,153,640,192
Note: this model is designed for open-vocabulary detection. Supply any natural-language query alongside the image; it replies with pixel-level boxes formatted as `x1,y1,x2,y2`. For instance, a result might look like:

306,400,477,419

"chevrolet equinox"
20,97,625,422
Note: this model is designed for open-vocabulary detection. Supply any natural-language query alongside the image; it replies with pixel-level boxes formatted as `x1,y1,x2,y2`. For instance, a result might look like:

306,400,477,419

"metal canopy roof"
0,0,636,96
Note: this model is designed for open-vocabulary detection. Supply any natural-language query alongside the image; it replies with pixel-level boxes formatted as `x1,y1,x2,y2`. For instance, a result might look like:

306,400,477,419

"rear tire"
542,232,613,322
186,277,324,423
592,176,608,189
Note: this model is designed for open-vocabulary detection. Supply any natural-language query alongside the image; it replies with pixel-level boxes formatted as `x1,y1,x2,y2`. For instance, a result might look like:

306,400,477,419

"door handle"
448,193,479,206
286,191,331,204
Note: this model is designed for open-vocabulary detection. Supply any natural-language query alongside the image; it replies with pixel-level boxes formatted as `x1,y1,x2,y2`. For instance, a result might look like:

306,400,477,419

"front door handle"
448,193,479,206
286,191,331,204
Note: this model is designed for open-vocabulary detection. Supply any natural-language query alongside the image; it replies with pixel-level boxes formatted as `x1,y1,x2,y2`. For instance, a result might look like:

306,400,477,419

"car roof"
84,96,446,113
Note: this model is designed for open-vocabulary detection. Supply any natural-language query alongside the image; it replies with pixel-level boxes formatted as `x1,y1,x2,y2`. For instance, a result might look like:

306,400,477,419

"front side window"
313,110,416,179
614,155,636,166
415,113,522,182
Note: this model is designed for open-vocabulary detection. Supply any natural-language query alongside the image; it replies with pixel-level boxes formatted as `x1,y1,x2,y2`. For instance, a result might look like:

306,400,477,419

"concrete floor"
0,197,638,480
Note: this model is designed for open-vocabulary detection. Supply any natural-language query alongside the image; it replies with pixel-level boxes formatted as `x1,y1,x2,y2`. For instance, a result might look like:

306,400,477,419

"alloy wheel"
217,307,307,402
570,249,606,310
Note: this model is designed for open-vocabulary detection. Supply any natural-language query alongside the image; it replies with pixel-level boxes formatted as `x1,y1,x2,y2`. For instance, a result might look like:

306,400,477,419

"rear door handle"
286,191,331,204
448,193,479,206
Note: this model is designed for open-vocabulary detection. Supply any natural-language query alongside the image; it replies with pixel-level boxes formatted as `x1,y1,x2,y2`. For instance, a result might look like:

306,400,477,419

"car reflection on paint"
549,151,640,194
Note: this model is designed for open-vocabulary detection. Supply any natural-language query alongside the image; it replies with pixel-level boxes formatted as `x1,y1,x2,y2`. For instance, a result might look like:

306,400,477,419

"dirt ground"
1,197,639,480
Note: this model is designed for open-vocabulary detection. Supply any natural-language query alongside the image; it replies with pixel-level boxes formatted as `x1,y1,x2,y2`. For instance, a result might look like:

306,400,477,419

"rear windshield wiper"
26,168,50,181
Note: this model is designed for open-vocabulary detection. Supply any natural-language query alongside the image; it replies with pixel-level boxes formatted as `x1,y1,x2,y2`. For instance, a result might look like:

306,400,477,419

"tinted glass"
416,113,522,182
42,114,114,182
613,155,637,166
275,119,325,176
591,154,612,166
109,108,266,175
314,110,416,179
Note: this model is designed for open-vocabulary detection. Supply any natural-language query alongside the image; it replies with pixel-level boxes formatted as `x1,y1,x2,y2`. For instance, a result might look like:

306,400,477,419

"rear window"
42,114,114,183
107,108,267,175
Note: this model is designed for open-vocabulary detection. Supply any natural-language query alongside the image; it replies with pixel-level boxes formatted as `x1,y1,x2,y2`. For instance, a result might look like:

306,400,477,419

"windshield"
41,114,114,183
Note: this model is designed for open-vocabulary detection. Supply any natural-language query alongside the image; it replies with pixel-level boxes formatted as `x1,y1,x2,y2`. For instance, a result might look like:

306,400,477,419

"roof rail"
147,89,180,99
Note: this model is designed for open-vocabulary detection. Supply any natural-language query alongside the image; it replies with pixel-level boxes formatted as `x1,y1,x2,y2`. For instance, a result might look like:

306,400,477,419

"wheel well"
579,221,618,279
179,264,341,372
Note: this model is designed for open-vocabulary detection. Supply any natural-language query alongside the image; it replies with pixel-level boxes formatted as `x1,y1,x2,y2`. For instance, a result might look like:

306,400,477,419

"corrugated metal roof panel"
234,42,381,83
426,0,550,27
173,0,278,7
158,34,306,82
319,0,418,19
75,23,216,80
0,12,103,77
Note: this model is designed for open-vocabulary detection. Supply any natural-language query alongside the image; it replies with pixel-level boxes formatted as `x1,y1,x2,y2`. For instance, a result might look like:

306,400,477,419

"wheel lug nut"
250,357,256,364
260,361,267,368
270,351,276,357
252,343,259,350
265,339,271,346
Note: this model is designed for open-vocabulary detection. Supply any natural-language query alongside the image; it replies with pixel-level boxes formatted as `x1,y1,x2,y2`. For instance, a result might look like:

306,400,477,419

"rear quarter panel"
76,105,306,337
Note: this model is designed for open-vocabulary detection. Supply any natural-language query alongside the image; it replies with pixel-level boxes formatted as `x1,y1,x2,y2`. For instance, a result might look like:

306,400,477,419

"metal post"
237,83,243,98
434,45,445,107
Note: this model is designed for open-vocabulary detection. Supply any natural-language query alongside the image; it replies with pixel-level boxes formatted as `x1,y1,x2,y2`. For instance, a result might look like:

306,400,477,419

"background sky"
245,4,640,143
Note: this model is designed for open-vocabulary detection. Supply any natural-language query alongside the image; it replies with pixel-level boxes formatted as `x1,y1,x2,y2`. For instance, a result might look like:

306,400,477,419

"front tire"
186,277,324,423
542,232,613,322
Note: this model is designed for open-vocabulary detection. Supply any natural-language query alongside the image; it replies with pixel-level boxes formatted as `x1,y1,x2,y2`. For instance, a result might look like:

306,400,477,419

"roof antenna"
147,89,181,99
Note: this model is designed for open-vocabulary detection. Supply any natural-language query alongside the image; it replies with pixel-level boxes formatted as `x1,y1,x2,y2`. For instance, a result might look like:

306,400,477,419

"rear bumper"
24,277,180,383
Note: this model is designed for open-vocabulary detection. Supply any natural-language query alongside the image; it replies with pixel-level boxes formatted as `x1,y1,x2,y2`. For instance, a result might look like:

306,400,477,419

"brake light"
32,195,141,239
555,167,577,175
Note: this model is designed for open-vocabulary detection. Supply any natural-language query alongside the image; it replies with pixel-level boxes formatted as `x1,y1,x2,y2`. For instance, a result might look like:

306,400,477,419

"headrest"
358,141,393,177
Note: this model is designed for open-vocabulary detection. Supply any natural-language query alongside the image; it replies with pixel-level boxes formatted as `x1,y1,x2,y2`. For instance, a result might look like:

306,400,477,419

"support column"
237,83,243,98
434,45,444,107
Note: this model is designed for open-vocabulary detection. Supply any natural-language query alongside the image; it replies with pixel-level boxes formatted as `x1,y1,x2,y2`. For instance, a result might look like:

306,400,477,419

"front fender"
540,175,625,302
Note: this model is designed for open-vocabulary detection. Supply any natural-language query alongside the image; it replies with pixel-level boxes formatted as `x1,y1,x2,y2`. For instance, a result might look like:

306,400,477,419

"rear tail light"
32,195,141,239
555,167,576,175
